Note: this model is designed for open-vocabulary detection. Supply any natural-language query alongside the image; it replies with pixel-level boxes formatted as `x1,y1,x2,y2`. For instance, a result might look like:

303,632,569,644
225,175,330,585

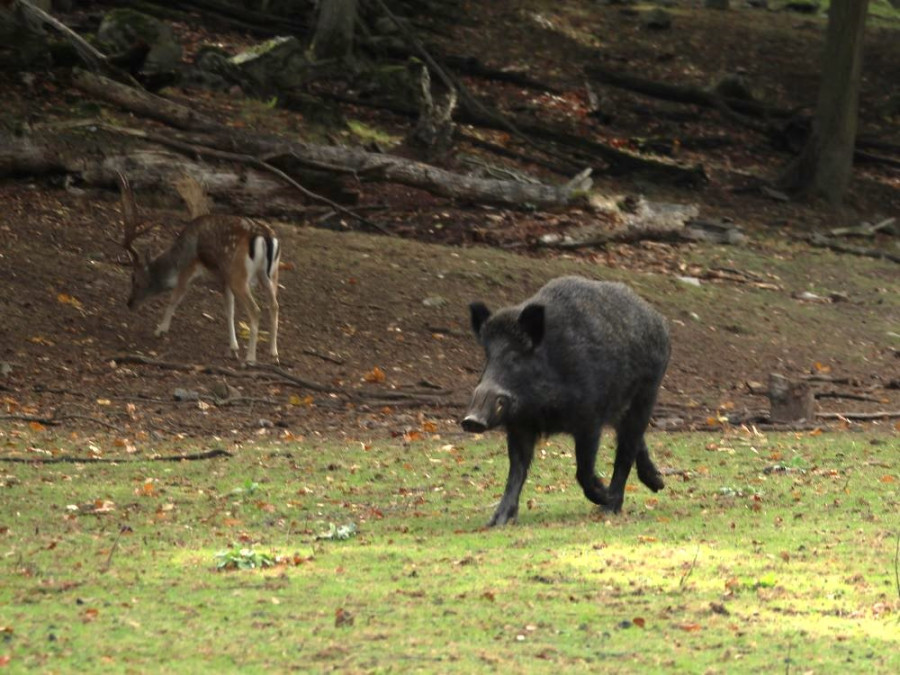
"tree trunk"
778,0,869,204
312,0,356,61
0,1,50,71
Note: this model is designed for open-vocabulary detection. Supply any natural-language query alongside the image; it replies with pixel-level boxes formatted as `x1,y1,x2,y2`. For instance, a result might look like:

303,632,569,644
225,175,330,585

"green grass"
1,427,898,672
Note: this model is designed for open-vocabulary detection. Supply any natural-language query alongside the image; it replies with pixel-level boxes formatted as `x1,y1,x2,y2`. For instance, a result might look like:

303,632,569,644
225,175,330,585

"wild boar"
461,276,669,526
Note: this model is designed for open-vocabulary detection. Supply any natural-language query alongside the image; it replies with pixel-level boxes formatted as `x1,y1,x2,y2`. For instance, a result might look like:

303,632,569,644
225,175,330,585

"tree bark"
778,0,869,204
312,0,356,61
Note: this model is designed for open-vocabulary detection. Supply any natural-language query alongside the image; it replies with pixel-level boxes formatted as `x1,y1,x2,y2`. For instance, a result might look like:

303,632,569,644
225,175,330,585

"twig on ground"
0,448,232,464
102,525,134,573
814,391,883,403
816,411,900,420
246,363,342,393
679,546,700,590
894,531,899,604
0,413,122,432
302,348,345,365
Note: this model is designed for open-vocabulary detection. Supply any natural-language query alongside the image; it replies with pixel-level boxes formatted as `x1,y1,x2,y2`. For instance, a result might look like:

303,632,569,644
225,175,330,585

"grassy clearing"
1,427,898,673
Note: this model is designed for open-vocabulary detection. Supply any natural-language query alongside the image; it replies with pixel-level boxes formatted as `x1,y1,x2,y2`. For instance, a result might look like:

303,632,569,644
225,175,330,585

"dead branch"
442,54,563,94
0,448,232,464
246,363,342,394
0,413,122,432
586,64,790,120
526,222,699,250
323,90,705,184
853,149,900,170
815,391,883,403
815,411,900,420
459,132,576,176
94,123,394,236
72,68,218,131
111,353,346,396
302,349,345,365
828,218,897,238
804,233,900,264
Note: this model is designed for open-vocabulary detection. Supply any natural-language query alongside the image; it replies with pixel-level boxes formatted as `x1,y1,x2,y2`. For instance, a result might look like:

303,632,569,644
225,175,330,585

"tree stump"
768,373,815,423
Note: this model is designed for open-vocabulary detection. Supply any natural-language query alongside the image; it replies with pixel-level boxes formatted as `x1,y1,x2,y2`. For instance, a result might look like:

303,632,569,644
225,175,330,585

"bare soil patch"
1,1,898,443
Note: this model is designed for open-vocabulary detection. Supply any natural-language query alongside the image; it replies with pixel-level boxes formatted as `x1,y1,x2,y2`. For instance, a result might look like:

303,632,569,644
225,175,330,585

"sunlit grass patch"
1,427,897,671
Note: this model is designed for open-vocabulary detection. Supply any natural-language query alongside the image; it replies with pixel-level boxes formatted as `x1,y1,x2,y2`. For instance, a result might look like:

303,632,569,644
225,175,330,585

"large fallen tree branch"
585,64,791,120
321,90,705,185
91,122,393,236
70,69,591,209
804,233,900,265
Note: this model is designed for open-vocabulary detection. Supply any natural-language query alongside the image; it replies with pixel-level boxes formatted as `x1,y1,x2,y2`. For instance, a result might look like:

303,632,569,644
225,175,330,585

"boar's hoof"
639,471,665,492
578,475,609,507
488,507,517,527
603,493,625,514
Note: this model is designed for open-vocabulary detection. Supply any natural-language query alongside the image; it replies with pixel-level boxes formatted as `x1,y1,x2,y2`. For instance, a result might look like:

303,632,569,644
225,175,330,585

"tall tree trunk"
778,0,869,204
311,0,357,61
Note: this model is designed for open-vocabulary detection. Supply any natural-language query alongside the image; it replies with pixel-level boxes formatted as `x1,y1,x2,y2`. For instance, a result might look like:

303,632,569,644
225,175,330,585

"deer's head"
117,172,156,310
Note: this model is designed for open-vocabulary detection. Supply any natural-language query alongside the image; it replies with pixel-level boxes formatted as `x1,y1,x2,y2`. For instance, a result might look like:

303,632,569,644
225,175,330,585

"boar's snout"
461,416,487,433
461,385,511,433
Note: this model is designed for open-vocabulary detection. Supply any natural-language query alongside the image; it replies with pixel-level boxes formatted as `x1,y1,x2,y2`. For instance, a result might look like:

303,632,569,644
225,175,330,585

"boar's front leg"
574,429,609,507
489,428,537,527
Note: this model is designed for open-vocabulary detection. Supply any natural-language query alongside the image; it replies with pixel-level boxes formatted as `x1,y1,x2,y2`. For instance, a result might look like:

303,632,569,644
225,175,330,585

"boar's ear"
518,303,545,349
469,302,491,338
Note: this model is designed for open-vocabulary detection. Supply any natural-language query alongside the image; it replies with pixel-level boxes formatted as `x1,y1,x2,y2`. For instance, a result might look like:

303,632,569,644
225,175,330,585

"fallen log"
321,90,705,185
585,64,792,120
70,70,592,209
804,233,900,265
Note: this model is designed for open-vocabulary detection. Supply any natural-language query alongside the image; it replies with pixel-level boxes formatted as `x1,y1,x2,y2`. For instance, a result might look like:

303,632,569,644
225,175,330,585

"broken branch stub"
768,373,815,423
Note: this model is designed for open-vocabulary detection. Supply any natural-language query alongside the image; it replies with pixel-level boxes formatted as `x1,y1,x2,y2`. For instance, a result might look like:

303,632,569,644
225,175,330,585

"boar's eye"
495,395,509,417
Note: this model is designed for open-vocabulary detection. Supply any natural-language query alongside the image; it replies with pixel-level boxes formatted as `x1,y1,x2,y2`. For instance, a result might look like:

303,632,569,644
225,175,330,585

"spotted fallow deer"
118,172,281,365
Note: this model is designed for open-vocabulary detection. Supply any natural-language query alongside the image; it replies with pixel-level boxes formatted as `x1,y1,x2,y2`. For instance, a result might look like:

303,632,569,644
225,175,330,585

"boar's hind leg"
489,429,537,527
574,430,609,507
635,439,665,492
608,392,659,512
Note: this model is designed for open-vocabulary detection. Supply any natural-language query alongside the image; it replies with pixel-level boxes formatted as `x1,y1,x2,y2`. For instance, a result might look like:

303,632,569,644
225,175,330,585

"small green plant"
316,522,358,541
214,547,276,571
346,119,401,146
230,479,260,498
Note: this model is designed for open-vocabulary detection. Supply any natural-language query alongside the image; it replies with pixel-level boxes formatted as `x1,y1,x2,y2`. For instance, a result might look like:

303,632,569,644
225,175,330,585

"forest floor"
1,0,898,449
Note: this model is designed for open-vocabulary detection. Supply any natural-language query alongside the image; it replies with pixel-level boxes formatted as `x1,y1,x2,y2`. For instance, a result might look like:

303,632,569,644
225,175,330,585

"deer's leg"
259,265,279,362
156,263,199,337
224,288,240,359
232,284,262,365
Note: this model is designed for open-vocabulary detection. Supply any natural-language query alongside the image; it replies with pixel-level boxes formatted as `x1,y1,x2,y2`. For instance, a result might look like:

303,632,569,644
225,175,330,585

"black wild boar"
461,276,669,526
